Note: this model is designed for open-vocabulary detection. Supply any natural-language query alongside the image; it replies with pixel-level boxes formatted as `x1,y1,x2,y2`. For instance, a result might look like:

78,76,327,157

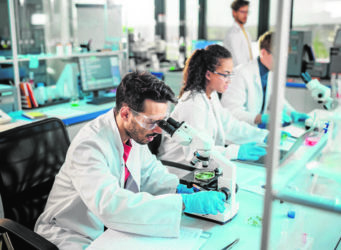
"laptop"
233,128,312,166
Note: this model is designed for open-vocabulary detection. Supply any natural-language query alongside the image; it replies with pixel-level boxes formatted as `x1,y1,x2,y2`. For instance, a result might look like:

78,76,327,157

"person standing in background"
223,0,253,67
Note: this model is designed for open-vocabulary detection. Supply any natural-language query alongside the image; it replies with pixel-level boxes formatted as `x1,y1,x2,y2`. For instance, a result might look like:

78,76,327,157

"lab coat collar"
105,109,139,191
232,20,244,32
105,109,126,187
125,140,141,192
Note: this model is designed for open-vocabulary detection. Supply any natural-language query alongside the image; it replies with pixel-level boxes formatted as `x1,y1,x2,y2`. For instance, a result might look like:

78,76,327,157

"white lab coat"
158,91,268,165
223,20,253,66
34,109,182,250
221,59,295,125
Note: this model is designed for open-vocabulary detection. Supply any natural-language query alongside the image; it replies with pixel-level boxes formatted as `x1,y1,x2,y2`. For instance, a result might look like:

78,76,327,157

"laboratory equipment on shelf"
301,72,337,110
158,118,239,224
0,84,18,112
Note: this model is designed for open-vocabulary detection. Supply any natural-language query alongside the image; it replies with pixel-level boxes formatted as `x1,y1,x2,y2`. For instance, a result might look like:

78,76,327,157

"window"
291,0,341,60
165,0,179,42
122,0,155,42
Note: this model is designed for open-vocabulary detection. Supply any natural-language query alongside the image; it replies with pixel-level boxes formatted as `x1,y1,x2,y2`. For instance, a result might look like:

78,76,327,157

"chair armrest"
0,218,58,250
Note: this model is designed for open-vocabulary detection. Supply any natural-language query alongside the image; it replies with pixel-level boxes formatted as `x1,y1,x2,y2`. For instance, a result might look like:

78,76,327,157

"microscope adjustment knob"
218,187,231,201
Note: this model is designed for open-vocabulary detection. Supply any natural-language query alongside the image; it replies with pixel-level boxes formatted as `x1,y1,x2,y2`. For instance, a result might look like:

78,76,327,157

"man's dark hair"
231,0,249,11
259,31,273,53
115,71,177,112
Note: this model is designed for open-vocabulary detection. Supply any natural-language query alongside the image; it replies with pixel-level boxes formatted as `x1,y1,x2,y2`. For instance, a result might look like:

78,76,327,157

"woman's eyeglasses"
213,71,235,81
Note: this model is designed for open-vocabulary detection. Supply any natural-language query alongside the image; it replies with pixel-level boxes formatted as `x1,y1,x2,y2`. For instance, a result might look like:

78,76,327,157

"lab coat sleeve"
220,106,268,144
221,72,259,125
69,139,182,238
174,101,227,162
213,144,240,161
139,146,179,195
284,99,296,115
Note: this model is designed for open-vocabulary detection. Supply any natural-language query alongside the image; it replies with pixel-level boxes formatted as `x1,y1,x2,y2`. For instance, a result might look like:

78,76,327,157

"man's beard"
126,126,158,145
236,17,246,25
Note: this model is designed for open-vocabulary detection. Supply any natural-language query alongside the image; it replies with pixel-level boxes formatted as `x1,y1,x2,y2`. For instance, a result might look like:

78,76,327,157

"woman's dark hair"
179,44,232,97
116,71,177,112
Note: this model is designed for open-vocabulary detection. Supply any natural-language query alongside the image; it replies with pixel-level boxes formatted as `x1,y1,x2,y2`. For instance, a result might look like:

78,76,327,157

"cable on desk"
334,236,341,250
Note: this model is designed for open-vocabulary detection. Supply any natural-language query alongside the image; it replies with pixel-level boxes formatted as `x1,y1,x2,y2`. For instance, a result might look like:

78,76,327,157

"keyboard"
87,96,115,105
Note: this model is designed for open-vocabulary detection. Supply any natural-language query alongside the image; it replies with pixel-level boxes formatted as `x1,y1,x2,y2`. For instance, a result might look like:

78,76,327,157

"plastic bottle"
36,82,47,105
29,71,34,86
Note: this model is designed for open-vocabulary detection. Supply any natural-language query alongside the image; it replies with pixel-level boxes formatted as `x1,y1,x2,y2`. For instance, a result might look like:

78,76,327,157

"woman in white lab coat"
158,44,268,165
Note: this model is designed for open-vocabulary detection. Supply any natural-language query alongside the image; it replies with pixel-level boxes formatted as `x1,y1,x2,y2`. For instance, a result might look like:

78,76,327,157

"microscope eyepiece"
167,117,182,129
157,120,176,135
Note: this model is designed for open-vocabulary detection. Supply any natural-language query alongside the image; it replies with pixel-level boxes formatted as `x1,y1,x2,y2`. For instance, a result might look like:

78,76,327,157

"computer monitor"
79,55,121,104
334,28,341,47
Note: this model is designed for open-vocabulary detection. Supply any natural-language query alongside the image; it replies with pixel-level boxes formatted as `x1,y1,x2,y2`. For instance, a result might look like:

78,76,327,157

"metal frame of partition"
261,0,341,249
7,0,21,110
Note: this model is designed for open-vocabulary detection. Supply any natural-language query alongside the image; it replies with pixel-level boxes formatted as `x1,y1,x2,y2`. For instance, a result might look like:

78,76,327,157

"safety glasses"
130,108,169,130
212,71,235,82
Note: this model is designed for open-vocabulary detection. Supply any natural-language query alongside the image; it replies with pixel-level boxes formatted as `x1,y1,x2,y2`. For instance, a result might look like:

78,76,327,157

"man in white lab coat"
34,72,226,250
221,31,309,127
223,0,253,67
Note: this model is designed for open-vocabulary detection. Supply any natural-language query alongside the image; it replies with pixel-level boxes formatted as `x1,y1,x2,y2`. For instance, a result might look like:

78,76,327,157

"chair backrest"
0,118,70,230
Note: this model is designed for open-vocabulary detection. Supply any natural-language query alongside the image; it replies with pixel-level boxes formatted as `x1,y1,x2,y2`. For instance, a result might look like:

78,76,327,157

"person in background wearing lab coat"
34,72,227,250
158,44,268,166
224,0,253,67
221,31,309,127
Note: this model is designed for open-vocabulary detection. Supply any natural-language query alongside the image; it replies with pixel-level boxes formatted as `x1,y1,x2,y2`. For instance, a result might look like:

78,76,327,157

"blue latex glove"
281,112,292,127
238,142,267,161
291,111,310,123
261,114,269,124
260,112,292,127
181,191,226,215
176,184,195,194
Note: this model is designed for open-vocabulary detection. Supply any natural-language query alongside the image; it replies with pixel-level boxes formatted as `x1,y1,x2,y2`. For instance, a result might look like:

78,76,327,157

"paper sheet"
87,226,204,250
239,173,266,196
282,125,306,139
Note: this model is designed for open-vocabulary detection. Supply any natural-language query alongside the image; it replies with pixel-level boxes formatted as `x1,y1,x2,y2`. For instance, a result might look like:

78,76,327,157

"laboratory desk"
88,160,341,250
0,99,114,139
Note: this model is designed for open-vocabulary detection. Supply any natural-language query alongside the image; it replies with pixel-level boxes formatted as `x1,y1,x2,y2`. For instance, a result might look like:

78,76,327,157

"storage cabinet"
0,0,128,111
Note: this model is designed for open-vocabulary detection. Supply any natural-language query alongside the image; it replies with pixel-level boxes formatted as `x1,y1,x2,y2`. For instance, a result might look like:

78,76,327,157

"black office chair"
0,117,70,250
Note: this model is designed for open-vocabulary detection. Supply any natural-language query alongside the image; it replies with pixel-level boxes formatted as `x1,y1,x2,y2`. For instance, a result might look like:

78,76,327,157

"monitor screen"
334,28,341,47
79,55,121,92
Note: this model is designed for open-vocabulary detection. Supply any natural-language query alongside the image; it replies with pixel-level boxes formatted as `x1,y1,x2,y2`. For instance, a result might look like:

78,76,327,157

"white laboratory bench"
1,100,339,249
87,118,341,250
1,99,114,140
88,160,340,250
